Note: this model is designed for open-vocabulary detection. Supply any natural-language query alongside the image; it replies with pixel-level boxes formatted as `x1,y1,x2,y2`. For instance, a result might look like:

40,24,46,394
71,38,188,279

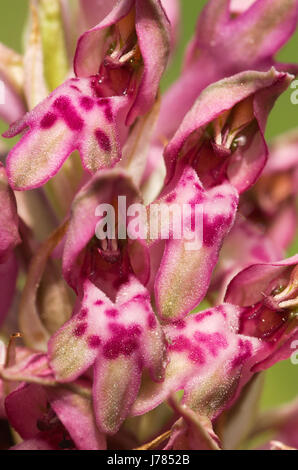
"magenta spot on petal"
54,96,70,110
169,335,190,352
80,96,94,111
104,322,142,359
53,95,84,131
95,300,103,306
188,345,205,364
103,338,121,359
127,325,142,337
121,338,138,356
40,112,58,129
195,310,213,322
133,293,149,304
105,308,119,318
147,314,157,329
203,214,226,247
231,339,253,369
87,335,101,349
98,99,113,123
165,193,176,203
95,129,111,152
173,319,186,330
109,322,126,335
73,322,87,337
70,85,80,92
194,331,228,356
78,308,88,320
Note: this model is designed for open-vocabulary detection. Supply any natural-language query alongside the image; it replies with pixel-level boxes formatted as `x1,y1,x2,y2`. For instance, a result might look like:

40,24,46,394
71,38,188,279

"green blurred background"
0,0,297,411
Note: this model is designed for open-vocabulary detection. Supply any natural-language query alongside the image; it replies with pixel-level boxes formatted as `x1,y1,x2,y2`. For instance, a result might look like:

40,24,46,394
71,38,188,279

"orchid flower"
164,69,293,193
132,304,262,419
132,257,298,425
49,276,166,435
0,0,297,451
225,255,298,370
6,384,106,450
46,170,166,434
157,0,298,142
0,338,106,450
4,0,170,190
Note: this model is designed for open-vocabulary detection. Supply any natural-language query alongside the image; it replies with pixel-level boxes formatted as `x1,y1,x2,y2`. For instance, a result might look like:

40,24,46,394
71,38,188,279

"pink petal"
5,384,48,439
154,166,238,321
49,276,166,433
127,0,171,124
47,388,106,450
225,255,298,307
4,78,130,190
132,304,261,417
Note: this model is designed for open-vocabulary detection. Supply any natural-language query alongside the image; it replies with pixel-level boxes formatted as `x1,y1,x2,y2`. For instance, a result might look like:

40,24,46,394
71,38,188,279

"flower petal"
154,167,238,321
47,387,106,450
132,304,261,417
4,78,129,190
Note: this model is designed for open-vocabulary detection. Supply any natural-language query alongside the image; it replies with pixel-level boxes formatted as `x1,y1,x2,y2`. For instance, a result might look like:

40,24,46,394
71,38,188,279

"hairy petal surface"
4,78,129,190
132,304,261,417
49,276,166,434
152,166,238,321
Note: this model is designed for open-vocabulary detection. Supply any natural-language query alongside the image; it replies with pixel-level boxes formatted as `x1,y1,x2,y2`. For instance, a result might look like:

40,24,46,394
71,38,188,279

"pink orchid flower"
225,255,298,370
3,0,170,190
0,0,298,451
46,170,166,434
132,255,298,424
0,340,106,450
49,276,166,435
157,0,298,142
132,304,261,419
6,383,106,450
164,69,293,193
